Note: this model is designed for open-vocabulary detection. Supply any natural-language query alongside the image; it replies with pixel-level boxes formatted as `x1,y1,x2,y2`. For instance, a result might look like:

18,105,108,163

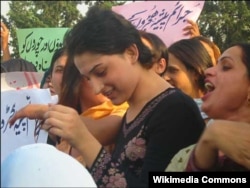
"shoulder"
158,88,199,111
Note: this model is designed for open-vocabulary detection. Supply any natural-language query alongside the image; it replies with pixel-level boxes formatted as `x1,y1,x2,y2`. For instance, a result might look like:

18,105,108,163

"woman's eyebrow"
89,63,102,74
217,56,233,63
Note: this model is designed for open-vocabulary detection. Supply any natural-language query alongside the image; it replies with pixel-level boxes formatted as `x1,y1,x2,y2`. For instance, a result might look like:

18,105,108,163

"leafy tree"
82,0,250,51
83,0,126,9
1,1,83,58
198,0,250,51
2,0,250,58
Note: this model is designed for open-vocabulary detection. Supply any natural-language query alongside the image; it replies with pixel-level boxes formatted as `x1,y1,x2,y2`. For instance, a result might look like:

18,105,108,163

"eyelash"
222,65,231,71
95,70,106,77
220,61,231,71
167,67,178,73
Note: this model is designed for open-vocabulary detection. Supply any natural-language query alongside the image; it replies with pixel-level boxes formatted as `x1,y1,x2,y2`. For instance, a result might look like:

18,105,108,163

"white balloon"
1,143,97,187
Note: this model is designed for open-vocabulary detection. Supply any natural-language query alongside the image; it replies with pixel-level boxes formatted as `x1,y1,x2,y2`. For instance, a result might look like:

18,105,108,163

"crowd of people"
1,4,249,188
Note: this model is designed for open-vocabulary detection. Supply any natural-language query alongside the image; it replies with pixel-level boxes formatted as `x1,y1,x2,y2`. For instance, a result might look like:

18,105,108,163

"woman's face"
164,53,199,98
202,46,250,120
42,74,56,96
51,54,68,95
74,49,139,105
80,77,107,105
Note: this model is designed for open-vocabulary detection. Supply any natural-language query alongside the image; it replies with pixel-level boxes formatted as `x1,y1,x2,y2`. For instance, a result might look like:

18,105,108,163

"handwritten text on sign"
112,1,204,46
17,28,69,72
1,89,51,163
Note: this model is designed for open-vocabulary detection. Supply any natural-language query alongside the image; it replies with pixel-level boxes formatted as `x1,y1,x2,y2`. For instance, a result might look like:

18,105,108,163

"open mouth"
204,82,215,93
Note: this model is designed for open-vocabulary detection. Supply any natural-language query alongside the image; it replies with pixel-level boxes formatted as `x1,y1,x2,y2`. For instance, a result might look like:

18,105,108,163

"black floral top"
90,88,205,187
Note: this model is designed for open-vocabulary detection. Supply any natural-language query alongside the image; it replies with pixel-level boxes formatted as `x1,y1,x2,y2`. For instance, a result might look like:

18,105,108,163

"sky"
0,1,90,18
1,1,135,18
1,1,10,17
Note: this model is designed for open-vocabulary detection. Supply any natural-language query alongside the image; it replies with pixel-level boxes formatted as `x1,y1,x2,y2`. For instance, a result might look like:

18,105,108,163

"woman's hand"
42,104,90,148
194,120,250,170
42,104,102,168
9,104,49,126
182,19,201,38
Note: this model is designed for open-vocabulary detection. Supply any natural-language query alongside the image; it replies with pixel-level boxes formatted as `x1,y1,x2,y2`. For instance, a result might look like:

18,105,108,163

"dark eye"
95,69,106,77
55,68,64,73
167,67,178,74
220,60,231,71
222,65,231,71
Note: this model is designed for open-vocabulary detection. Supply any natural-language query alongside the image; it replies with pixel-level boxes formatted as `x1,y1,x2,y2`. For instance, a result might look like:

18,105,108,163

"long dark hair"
58,56,82,114
64,6,153,69
139,30,168,74
168,38,214,93
230,43,250,78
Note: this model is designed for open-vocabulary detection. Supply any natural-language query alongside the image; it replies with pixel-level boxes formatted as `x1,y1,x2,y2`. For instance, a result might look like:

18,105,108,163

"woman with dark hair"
163,38,214,121
186,43,250,171
139,30,168,76
56,56,128,165
40,47,66,96
9,6,205,187
166,43,250,171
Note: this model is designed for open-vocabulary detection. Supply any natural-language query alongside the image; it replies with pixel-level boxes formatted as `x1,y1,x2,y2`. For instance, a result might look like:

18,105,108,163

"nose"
48,82,53,88
204,66,215,77
89,77,104,94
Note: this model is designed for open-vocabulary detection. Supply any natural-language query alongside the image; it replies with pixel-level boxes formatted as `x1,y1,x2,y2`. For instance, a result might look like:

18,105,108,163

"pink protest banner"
112,1,205,46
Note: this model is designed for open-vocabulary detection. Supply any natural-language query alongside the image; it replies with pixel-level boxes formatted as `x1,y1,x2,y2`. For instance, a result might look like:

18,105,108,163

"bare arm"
81,115,122,146
9,104,49,126
1,22,11,61
193,120,250,170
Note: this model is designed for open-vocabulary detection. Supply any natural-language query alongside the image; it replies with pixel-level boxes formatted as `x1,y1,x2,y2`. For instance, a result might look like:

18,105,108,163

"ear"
153,58,167,75
125,44,139,64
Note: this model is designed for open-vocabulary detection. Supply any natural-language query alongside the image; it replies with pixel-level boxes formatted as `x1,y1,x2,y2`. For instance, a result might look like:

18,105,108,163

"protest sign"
1,71,44,91
112,1,205,46
1,89,52,163
16,28,69,72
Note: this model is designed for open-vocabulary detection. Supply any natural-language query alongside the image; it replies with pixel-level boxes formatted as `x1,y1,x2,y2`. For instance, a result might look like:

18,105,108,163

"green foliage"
1,1,83,58
198,0,250,51
1,0,250,57
84,0,126,9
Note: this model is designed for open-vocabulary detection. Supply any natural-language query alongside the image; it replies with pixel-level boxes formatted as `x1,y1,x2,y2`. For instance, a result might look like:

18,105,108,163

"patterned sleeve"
185,148,203,171
89,148,128,187
165,144,195,171
89,148,112,182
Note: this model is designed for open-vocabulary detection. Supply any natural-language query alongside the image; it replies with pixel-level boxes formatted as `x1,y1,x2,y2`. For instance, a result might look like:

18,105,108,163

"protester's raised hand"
8,104,49,126
183,19,200,38
1,22,10,49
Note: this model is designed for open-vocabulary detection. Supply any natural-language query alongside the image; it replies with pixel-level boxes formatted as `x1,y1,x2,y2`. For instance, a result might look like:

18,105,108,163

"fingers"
1,22,9,37
1,22,8,31
183,19,200,38
8,104,48,126
186,19,196,25
8,107,30,126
